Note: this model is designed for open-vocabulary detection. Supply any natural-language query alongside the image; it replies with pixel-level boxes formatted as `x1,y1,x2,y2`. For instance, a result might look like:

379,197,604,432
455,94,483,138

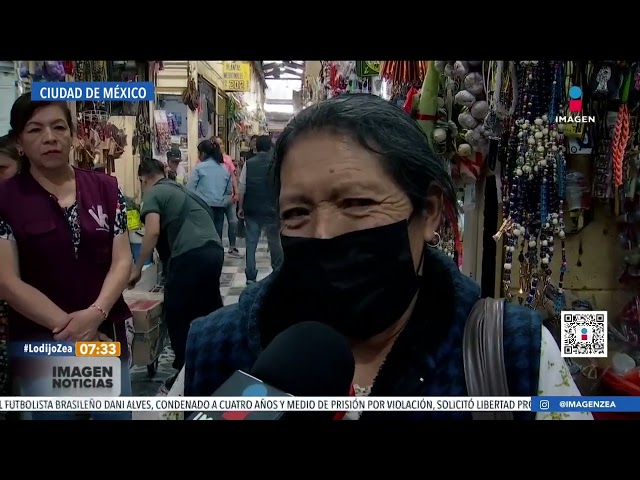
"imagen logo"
569,86,582,113
555,85,595,124
577,326,592,342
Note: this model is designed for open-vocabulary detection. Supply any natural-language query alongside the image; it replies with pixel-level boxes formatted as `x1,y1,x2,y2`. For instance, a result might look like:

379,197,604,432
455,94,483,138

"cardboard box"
123,289,163,304
132,323,167,367
127,298,163,333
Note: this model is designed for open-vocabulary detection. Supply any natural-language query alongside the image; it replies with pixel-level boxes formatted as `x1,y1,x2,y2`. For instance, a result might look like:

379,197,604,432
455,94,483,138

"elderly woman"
183,94,591,420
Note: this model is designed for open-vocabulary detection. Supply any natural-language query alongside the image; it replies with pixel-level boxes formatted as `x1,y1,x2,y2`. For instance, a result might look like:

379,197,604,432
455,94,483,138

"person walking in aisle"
247,135,258,160
187,140,232,241
165,146,185,184
129,157,224,377
214,136,242,258
238,135,283,285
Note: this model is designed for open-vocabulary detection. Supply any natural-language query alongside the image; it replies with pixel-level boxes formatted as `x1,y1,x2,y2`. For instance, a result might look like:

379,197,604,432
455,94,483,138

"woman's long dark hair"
197,140,223,164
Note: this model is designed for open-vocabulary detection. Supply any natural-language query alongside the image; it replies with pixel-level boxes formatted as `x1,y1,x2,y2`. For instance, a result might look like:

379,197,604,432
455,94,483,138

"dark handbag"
463,297,514,420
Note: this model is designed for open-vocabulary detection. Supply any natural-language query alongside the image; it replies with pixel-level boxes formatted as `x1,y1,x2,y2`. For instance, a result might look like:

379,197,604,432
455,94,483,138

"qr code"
560,311,608,358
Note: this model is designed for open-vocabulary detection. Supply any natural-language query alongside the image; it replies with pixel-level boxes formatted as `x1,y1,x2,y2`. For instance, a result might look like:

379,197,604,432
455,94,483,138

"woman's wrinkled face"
0,154,18,180
17,104,71,170
279,131,441,269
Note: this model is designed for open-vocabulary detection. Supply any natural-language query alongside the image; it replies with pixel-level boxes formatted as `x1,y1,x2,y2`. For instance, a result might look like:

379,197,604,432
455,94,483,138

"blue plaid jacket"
184,253,542,419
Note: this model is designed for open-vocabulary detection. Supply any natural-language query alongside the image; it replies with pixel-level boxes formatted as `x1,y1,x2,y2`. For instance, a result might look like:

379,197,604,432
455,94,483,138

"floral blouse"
344,326,593,420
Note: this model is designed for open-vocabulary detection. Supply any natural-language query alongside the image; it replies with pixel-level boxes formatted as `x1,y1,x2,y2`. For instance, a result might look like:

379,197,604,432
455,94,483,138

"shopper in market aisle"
184,94,591,420
166,146,186,184
130,157,224,379
187,140,233,241
0,134,20,181
214,136,242,258
247,134,258,160
0,93,134,420
0,134,20,418
237,135,283,285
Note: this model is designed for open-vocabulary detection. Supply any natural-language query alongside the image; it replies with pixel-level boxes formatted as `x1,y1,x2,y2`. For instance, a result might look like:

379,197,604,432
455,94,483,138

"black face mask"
278,220,421,340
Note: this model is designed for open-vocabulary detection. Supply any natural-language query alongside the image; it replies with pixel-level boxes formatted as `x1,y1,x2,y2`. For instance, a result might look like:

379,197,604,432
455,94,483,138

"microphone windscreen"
250,321,355,398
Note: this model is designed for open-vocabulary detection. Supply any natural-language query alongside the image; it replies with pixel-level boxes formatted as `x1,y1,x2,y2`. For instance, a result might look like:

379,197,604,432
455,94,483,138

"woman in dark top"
0,94,133,420
183,94,589,420
0,134,20,417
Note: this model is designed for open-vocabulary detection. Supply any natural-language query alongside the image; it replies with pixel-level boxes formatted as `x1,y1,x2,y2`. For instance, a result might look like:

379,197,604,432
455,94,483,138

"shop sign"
356,61,380,77
223,62,251,92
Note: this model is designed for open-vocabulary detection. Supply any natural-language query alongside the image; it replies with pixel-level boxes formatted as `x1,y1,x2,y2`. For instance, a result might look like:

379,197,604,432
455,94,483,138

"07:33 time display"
75,341,121,357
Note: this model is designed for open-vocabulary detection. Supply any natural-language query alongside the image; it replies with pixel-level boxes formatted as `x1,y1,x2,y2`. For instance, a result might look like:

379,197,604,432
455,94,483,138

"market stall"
472,60,640,404
226,93,251,159
325,59,640,406
197,74,217,141
72,63,119,171
318,61,385,99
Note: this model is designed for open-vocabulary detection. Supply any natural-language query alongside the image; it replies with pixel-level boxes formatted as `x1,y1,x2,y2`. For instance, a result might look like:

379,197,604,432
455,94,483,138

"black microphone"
188,321,355,420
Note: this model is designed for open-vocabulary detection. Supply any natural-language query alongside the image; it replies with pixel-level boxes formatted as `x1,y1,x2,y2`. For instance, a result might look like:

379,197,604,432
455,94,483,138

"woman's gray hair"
272,93,457,214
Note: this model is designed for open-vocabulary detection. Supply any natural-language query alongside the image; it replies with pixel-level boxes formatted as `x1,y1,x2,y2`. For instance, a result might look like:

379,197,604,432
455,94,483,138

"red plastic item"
594,368,640,420
403,87,419,114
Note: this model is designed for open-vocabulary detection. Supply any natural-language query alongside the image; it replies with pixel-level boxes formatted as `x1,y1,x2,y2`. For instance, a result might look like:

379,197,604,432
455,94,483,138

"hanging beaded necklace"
500,61,567,308
500,64,528,297
546,62,568,313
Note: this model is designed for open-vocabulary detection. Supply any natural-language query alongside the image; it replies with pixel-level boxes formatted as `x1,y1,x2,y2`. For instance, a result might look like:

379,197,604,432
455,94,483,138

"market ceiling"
262,61,304,79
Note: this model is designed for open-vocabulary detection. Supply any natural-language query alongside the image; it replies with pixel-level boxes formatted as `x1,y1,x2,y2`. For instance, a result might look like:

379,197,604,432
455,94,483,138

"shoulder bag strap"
463,297,514,420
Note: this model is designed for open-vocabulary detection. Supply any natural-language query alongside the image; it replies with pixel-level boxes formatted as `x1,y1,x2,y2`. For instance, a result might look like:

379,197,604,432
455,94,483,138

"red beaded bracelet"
90,303,108,320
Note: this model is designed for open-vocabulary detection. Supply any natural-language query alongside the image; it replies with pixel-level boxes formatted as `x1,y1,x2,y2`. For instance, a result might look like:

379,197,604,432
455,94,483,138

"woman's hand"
128,265,142,289
52,307,104,341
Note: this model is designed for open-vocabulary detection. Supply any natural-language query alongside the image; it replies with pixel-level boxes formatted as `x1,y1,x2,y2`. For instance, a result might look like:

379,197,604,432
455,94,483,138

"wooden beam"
252,60,268,92
281,67,302,77
282,61,303,70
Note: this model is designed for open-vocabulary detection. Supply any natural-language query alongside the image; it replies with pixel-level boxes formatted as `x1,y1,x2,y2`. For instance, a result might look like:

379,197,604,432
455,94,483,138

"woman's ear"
422,185,444,244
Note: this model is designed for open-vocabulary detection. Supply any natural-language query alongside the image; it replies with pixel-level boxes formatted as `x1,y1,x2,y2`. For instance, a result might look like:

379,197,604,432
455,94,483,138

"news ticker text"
11,341,120,357
0,396,635,413
560,310,607,358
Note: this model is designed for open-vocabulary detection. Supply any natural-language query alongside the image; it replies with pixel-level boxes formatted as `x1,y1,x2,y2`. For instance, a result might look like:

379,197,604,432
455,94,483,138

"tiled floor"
130,224,273,397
